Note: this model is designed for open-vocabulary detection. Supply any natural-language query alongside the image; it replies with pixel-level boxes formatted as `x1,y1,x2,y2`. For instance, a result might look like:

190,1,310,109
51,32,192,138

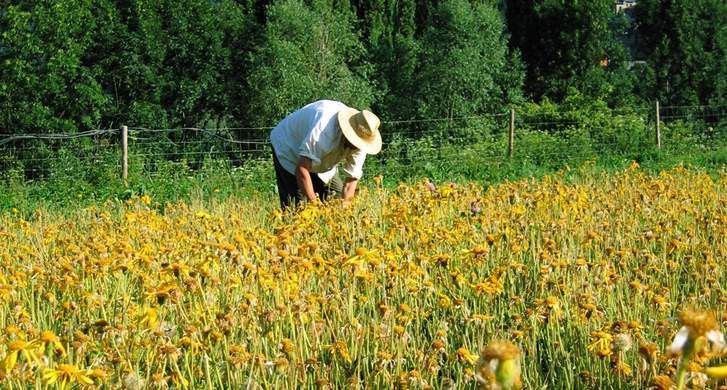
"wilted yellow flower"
431,339,446,351
476,341,522,390
638,341,658,366
652,374,674,390
669,309,724,356
669,309,726,390
456,346,478,365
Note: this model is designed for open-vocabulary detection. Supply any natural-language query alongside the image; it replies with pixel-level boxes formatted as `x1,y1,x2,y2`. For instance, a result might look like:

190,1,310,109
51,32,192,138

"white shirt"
270,100,367,183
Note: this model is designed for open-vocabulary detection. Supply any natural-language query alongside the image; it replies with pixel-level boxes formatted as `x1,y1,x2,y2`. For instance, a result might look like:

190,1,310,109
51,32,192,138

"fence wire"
1,104,725,181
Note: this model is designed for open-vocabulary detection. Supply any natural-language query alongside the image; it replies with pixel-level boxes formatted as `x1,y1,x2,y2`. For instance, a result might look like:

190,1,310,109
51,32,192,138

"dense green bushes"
245,0,375,126
3,0,723,135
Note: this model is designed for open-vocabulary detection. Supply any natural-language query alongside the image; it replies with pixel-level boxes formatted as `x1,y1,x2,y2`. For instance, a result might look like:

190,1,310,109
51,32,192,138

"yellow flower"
472,275,503,296
138,305,159,330
587,331,613,358
456,346,478,365
327,341,352,364
40,330,66,357
279,338,295,358
140,194,152,205
476,341,522,390
669,309,724,356
146,280,179,305
170,370,190,387
2,339,41,373
42,364,94,389
228,344,252,367
612,359,632,377
88,367,108,381
669,309,725,390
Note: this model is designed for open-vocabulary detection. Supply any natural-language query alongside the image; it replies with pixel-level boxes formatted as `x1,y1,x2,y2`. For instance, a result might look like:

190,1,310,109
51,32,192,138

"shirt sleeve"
341,150,366,180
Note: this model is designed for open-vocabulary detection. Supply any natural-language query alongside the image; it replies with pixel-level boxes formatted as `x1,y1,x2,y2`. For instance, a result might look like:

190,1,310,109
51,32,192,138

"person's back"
270,100,347,176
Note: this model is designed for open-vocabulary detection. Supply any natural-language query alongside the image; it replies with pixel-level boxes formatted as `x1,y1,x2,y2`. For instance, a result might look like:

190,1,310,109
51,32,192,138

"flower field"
1,166,726,389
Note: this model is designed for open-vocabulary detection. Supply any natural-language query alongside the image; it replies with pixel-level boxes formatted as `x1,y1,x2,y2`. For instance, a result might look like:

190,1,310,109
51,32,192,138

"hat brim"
337,107,382,155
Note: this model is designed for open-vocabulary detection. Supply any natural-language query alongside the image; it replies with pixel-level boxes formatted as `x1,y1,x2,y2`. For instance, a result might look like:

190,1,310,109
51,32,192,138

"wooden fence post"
508,108,515,158
655,101,661,149
121,125,128,185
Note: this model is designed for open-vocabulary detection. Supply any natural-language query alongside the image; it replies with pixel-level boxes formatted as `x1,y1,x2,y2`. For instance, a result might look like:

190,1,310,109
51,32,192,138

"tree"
245,0,375,127
505,0,623,102
0,0,255,133
0,0,107,133
634,0,727,106
413,0,523,121
89,0,252,128
353,0,422,121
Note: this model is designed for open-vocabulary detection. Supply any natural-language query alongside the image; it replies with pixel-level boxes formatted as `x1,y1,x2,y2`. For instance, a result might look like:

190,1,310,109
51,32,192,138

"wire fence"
0,103,725,182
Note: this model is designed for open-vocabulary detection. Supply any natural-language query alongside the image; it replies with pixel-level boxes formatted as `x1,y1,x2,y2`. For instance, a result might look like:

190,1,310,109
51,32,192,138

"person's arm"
339,149,365,201
296,156,318,202
342,177,358,200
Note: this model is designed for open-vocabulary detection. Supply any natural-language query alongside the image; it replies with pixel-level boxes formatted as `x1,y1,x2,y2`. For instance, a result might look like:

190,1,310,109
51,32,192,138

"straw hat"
337,107,382,155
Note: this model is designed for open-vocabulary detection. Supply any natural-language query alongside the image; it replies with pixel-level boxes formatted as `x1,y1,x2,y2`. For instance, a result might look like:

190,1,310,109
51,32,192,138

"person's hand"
303,195,322,208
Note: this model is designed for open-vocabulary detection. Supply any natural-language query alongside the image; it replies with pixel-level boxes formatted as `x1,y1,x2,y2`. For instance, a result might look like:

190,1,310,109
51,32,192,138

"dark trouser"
272,150,343,210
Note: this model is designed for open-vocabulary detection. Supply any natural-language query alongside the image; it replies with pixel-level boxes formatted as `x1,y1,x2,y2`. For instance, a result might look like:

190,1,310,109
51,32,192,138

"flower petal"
489,358,499,373
704,365,727,380
706,330,725,350
2,352,18,373
669,326,689,354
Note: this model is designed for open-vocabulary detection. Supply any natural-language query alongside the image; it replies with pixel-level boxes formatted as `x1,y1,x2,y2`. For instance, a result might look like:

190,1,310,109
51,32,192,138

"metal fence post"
121,125,128,185
508,108,515,158
655,101,661,149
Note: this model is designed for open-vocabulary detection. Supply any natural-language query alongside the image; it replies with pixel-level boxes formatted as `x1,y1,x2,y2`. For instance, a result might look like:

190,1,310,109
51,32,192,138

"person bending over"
269,100,382,209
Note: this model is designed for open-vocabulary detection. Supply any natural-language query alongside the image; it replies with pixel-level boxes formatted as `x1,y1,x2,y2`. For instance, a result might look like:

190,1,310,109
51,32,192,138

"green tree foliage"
505,0,626,103
245,0,375,126
0,1,107,133
353,0,421,121
634,0,727,106
92,0,254,128
5,0,723,141
414,0,522,122
0,0,255,133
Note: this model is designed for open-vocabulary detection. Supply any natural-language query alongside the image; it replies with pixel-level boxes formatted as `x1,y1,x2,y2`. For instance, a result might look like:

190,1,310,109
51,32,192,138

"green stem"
675,354,691,390
675,364,687,390
676,337,700,390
